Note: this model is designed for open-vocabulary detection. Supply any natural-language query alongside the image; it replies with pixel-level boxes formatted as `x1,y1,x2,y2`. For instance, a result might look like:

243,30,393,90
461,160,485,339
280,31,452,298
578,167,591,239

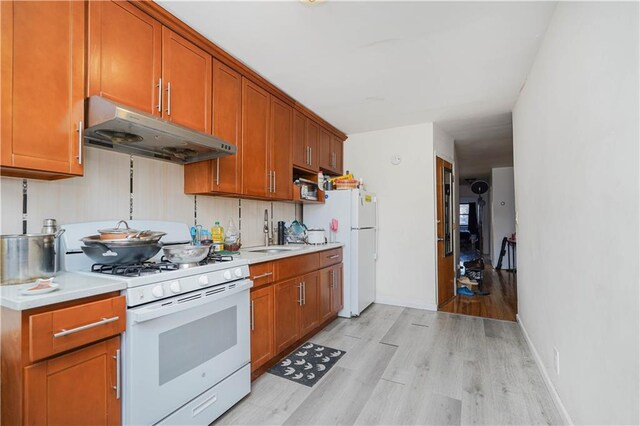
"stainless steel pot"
162,244,210,268
1,230,65,285
81,241,162,265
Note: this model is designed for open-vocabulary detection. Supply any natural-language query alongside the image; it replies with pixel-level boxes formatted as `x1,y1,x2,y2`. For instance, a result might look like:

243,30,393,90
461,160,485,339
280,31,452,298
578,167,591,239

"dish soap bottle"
211,221,224,252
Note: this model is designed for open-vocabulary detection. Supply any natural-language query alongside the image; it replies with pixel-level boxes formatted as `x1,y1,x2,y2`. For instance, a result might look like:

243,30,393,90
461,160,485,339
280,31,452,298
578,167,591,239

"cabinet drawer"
29,296,126,362
249,262,274,289
275,253,319,281
319,248,343,268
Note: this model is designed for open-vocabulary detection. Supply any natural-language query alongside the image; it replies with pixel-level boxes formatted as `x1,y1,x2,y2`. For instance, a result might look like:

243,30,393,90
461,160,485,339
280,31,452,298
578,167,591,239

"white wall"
490,167,515,266
513,2,639,424
0,147,297,247
345,123,438,310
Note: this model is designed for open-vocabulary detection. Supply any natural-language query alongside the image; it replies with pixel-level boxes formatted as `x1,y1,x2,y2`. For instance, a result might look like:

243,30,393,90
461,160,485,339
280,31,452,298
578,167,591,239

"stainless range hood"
83,96,236,164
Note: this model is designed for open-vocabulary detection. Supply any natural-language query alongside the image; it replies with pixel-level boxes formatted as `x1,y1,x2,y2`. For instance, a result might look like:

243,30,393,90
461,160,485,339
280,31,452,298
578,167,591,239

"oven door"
123,279,251,426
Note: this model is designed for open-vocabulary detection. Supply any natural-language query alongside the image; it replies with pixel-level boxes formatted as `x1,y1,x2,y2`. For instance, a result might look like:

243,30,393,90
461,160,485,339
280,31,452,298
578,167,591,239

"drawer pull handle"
53,316,119,338
329,255,340,259
252,272,273,280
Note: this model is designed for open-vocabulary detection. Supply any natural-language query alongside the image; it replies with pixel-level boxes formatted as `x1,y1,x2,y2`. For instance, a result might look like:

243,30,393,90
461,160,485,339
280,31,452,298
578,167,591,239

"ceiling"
157,0,555,173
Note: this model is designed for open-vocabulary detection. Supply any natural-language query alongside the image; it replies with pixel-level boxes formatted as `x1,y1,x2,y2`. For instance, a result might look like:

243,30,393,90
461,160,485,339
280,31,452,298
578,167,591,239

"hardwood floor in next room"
216,304,560,425
440,262,518,322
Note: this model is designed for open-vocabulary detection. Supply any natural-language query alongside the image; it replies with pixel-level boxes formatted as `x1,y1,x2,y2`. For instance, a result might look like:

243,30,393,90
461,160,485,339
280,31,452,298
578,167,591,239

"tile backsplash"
0,147,300,247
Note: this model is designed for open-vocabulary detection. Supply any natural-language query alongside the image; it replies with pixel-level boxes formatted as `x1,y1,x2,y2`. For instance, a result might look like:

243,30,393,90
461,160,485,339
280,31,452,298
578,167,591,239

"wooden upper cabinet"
88,1,161,115
1,0,85,178
292,110,307,169
250,286,274,372
241,78,270,197
318,127,332,172
24,337,121,426
162,27,211,133
269,97,293,200
331,135,344,175
305,119,320,172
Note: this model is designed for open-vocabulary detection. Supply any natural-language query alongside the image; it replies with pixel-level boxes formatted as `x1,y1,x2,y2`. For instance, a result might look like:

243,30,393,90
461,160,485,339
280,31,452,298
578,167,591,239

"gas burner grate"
91,261,179,277
206,254,234,263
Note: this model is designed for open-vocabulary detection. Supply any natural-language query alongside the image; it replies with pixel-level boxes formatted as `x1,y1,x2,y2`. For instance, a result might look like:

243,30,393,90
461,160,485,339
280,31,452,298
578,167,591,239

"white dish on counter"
20,281,60,296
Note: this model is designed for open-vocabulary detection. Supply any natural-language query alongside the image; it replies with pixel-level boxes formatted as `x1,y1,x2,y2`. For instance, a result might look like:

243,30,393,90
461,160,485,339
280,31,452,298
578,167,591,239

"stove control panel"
125,264,251,307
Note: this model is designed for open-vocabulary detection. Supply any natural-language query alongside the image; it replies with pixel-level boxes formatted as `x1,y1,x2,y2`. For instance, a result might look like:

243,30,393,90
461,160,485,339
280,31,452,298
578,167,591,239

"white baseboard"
375,297,437,311
516,314,573,425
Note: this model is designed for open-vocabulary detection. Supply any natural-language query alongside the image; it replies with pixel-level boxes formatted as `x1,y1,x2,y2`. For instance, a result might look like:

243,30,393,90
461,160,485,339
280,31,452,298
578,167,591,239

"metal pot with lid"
1,229,65,285
97,220,141,240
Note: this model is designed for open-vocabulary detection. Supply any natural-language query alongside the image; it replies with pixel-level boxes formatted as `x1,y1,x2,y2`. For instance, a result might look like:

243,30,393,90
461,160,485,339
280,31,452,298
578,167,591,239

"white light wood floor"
216,304,562,425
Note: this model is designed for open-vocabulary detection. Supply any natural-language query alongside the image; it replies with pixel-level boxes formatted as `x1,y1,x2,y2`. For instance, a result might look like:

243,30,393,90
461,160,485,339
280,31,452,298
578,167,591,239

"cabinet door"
332,136,344,175
88,1,161,115
300,271,320,336
162,27,211,133
213,59,242,194
241,78,270,197
305,119,320,172
319,267,333,324
1,0,84,176
331,264,344,315
318,127,332,171
274,278,301,354
292,110,307,169
24,337,120,425
250,286,274,372
270,97,293,200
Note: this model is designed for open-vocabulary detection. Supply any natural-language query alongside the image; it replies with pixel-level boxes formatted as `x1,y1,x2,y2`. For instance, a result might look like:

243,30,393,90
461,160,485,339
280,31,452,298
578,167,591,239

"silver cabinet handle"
307,146,310,165
216,159,220,187
77,121,83,165
157,78,162,112
252,272,273,280
298,283,303,306
267,171,272,193
166,81,171,116
437,237,444,242
112,349,121,400
302,281,306,305
309,147,313,165
250,300,255,331
330,270,334,288
53,316,119,338
329,254,340,259
273,170,276,193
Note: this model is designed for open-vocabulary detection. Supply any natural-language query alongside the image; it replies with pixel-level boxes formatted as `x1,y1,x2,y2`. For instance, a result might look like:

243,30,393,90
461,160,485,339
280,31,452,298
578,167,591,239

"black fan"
471,180,489,195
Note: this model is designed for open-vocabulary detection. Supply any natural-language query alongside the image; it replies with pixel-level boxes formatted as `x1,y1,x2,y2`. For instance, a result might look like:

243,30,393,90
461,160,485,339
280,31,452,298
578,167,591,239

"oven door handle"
130,279,253,324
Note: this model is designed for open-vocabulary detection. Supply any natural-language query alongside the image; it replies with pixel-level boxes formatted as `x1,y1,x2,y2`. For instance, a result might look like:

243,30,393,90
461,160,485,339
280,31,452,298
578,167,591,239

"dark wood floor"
440,253,518,322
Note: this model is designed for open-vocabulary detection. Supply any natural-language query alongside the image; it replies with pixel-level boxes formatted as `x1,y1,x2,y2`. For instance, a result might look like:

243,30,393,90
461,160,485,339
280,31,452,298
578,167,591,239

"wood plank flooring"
440,263,518,322
215,304,561,426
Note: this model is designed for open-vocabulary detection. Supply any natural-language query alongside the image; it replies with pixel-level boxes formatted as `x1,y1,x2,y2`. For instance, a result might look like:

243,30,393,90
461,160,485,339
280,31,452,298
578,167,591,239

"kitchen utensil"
81,231,166,246
305,228,326,245
1,229,65,285
162,244,210,268
286,220,307,244
81,241,162,265
98,220,141,240
330,219,339,243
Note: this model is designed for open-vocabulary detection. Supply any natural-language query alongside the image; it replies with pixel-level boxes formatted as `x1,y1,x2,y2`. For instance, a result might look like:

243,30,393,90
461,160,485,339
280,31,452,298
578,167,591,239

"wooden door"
300,271,320,336
24,337,121,425
213,59,242,193
269,97,293,200
241,78,270,197
162,27,211,133
88,1,161,115
332,136,344,175
292,110,307,169
1,0,84,176
436,157,455,307
319,267,333,323
274,278,301,354
305,119,320,171
250,286,274,372
318,127,332,171
331,264,344,315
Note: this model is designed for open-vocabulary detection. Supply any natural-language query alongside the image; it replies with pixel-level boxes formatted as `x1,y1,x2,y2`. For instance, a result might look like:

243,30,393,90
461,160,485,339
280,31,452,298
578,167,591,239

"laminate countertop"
236,243,344,265
0,272,126,311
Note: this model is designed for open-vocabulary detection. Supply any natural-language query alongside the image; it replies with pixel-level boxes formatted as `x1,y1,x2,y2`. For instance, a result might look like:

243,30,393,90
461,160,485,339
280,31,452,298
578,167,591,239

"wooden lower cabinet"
320,264,344,322
299,271,320,336
274,278,301,354
331,264,344,315
250,286,274,372
24,336,121,425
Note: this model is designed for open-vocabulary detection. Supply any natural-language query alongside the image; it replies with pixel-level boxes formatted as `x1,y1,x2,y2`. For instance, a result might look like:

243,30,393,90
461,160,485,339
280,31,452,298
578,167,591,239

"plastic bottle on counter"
224,219,240,252
211,221,224,252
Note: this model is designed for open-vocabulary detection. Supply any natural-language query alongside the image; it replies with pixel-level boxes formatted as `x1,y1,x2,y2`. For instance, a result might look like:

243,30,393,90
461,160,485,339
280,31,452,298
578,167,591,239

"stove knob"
223,270,232,280
170,281,181,293
151,285,164,298
234,268,243,278
198,275,209,286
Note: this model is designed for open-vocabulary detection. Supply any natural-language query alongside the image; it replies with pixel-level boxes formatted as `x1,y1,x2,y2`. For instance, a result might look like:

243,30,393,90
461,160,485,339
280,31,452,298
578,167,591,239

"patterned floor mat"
268,341,345,387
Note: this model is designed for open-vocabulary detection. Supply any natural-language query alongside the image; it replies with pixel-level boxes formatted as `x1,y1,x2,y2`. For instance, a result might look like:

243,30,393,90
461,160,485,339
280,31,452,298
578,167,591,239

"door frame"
434,154,457,308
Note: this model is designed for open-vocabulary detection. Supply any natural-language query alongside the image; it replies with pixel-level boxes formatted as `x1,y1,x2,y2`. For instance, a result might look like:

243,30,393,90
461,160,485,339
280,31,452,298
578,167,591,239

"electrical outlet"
553,347,560,375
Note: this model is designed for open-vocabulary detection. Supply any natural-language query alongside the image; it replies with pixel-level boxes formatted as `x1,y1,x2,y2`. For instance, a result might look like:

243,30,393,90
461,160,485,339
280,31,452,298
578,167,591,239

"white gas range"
60,221,252,426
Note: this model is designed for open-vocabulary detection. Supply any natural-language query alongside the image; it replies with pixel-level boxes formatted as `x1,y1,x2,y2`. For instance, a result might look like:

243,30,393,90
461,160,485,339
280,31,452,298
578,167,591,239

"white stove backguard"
59,220,192,272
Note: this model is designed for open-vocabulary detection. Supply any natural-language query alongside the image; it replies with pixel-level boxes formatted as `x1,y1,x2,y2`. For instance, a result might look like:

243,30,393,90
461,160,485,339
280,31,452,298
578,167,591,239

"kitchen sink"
244,245,304,254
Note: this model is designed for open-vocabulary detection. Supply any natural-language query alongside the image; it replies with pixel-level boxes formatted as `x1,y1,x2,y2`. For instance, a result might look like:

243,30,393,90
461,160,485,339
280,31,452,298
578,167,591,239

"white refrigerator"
304,188,377,317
